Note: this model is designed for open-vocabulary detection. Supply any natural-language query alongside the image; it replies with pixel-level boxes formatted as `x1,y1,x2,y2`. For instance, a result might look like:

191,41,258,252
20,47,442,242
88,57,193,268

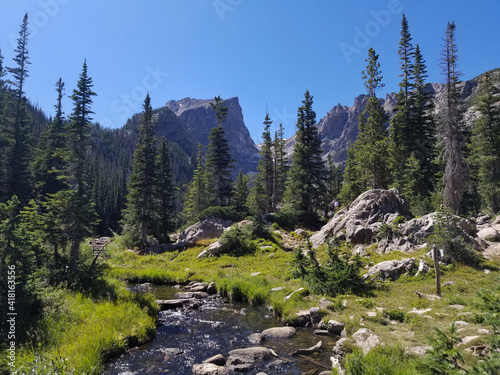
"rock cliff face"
166,97,259,174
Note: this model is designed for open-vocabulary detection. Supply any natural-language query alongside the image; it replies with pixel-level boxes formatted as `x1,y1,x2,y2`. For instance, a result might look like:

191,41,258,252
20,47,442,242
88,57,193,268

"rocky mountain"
165,97,259,174
285,68,499,165
123,97,260,175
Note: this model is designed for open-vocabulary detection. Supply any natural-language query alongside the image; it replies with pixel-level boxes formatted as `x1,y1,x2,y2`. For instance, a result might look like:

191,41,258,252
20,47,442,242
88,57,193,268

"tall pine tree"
440,22,468,213
342,48,389,201
206,96,234,206
0,47,8,201
389,14,415,187
284,90,326,213
6,13,32,202
183,144,210,222
67,60,97,270
154,137,176,243
122,94,157,247
273,123,287,209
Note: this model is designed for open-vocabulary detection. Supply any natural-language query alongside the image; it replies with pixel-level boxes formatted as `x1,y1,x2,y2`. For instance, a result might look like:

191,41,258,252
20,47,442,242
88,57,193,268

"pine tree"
154,137,176,243
67,60,97,270
284,90,326,213
469,72,500,213
0,47,9,201
33,78,68,197
342,48,389,200
251,113,274,215
183,144,210,222
326,155,342,201
411,44,436,197
121,94,157,247
389,14,415,187
206,97,234,206
440,22,468,213
6,13,32,202
273,123,287,209
233,170,249,211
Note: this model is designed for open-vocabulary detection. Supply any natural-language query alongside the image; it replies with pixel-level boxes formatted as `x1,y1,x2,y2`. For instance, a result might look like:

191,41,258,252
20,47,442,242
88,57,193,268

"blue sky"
0,0,499,141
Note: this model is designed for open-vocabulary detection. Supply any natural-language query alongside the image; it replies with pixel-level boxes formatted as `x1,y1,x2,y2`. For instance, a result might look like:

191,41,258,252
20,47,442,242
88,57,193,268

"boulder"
197,240,224,258
327,320,345,335
363,258,416,281
177,218,233,244
261,327,296,339
228,347,278,361
415,259,430,276
477,227,500,241
399,213,437,243
310,189,411,247
207,282,217,295
203,354,226,366
352,328,381,354
192,363,230,375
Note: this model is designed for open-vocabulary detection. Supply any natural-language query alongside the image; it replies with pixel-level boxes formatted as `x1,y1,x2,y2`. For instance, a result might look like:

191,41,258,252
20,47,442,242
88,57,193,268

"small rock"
484,269,491,274
294,228,307,237
313,329,330,335
366,311,377,317
261,327,296,339
270,286,285,292
406,346,431,357
318,320,327,330
408,308,432,315
192,363,229,375
454,321,468,327
319,297,332,310
207,282,217,295
309,307,322,324
248,333,263,344
250,272,261,277
332,337,347,356
449,304,465,310
291,341,322,356
443,281,456,288
478,329,491,334
228,347,278,361
292,310,312,327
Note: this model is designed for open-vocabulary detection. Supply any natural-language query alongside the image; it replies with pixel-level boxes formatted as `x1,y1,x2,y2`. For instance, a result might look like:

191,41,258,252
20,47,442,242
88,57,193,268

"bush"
293,240,368,297
218,225,257,256
268,206,323,231
428,210,481,267
384,309,409,323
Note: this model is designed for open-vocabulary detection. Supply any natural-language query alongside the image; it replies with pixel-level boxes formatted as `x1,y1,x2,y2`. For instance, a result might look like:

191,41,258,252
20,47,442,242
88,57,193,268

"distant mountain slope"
284,68,500,165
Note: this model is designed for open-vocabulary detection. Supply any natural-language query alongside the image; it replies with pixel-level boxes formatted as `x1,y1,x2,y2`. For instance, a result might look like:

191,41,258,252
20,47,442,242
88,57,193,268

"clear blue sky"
1,0,499,141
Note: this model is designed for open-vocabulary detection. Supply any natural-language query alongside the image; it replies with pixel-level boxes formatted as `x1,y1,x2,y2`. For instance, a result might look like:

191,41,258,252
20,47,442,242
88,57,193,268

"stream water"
103,285,335,375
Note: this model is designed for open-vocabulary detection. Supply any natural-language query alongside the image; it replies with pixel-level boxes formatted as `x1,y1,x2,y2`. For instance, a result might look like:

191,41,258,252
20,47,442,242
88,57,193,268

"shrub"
428,210,481,267
293,240,368,297
218,226,257,256
384,309,409,323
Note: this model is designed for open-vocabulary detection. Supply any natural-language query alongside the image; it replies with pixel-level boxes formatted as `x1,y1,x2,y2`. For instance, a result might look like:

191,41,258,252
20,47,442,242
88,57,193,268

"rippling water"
103,286,334,375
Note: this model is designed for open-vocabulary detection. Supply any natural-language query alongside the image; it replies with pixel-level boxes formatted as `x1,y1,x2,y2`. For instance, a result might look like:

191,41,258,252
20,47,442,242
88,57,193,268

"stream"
103,285,335,375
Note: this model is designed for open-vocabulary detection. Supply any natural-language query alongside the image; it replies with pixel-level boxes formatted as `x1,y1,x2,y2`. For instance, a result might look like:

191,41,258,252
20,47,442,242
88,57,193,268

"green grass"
12,283,157,375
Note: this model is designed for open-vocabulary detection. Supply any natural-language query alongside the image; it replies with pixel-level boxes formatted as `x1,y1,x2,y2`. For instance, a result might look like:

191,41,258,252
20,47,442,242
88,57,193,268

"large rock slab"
477,227,500,241
310,189,411,247
177,218,233,244
352,328,381,354
363,258,416,281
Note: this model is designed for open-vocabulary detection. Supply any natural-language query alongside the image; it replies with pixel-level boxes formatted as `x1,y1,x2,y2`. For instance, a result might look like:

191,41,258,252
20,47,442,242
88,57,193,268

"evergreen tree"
389,14,415,187
326,155,342,201
273,123,287,209
411,44,436,197
33,78,68,197
183,144,210,222
342,48,389,200
66,60,97,270
6,13,32,202
250,113,274,215
0,47,9,201
233,170,249,212
206,97,234,206
469,72,500,213
440,22,468,213
154,137,176,243
284,90,326,213
121,94,157,247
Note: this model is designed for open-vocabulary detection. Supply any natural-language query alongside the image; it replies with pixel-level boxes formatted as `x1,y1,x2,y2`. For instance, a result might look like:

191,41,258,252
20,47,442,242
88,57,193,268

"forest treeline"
0,12,499,346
